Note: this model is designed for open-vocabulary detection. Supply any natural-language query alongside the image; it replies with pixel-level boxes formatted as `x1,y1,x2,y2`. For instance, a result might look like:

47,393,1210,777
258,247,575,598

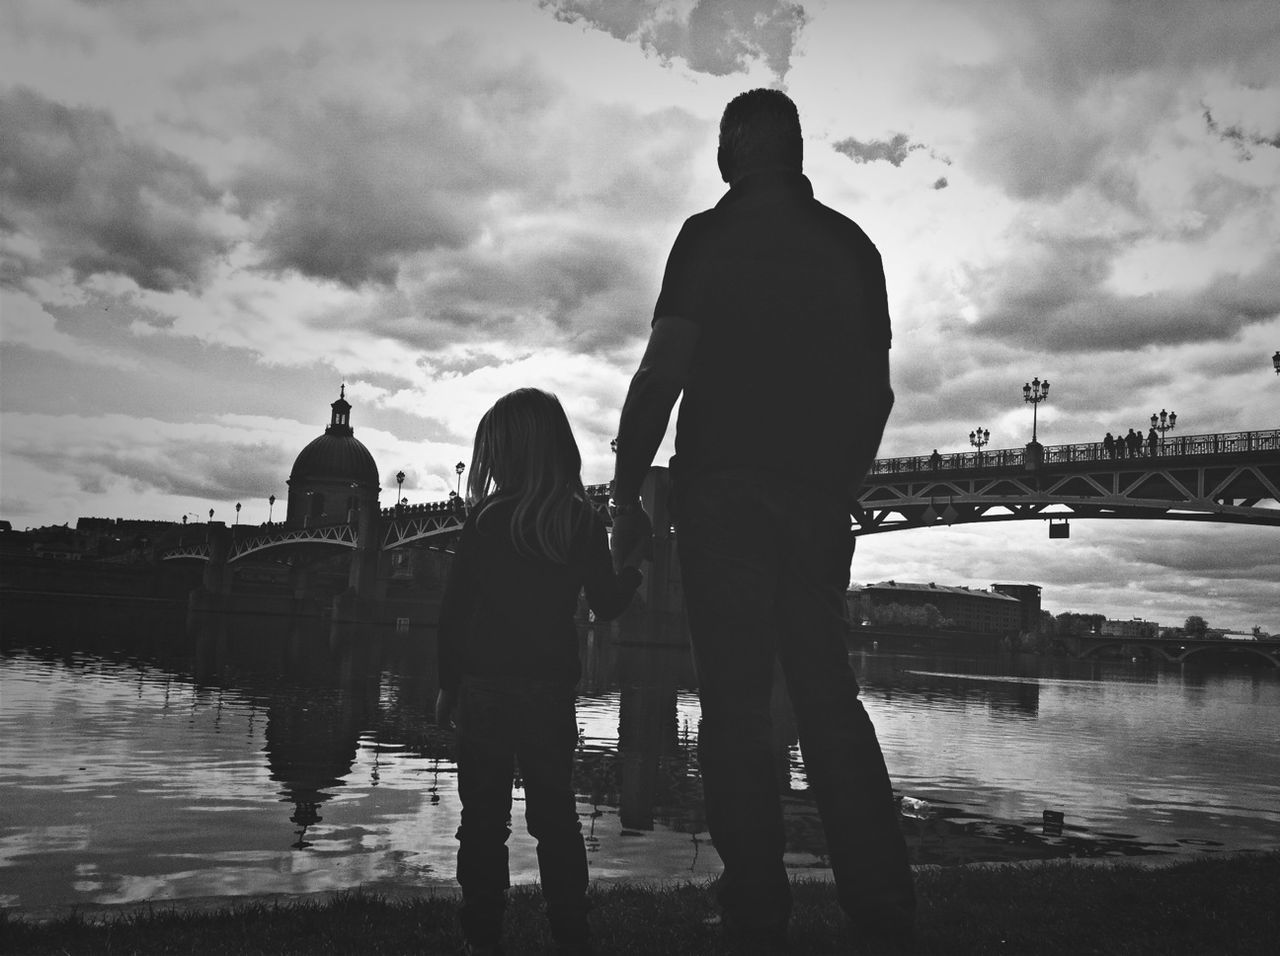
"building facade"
1100,618,1159,639
992,583,1043,633
855,580,1024,635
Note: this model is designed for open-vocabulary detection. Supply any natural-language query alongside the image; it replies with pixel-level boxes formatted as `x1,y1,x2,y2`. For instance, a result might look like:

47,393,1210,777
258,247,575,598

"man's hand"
610,508,653,571
434,689,457,729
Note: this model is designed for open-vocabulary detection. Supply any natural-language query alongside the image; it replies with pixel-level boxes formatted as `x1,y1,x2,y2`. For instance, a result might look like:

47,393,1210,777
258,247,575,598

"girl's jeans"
455,676,589,947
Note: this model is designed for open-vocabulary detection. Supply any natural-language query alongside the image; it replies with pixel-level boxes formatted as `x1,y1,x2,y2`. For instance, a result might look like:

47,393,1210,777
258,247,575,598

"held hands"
610,508,653,572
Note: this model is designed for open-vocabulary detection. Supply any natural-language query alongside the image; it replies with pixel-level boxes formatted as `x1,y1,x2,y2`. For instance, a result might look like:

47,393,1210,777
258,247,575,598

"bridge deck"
159,429,1279,561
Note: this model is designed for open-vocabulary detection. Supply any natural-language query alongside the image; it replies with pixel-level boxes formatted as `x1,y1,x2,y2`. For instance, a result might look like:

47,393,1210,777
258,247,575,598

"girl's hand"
610,509,653,570
435,689,457,729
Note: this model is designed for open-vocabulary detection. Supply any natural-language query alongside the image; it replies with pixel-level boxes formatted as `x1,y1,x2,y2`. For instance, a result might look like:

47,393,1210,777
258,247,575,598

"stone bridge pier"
187,522,232,613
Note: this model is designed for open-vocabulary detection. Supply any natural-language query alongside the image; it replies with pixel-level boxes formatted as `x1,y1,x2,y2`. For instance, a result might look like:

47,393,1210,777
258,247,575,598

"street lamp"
1150,409,1176,455
208,508,214,521
268,494,276,523
396,470,405,513
455,461,466,498
1273,350,1279,375
1022,377,1050,444
235,502,241,525
969,426,990,461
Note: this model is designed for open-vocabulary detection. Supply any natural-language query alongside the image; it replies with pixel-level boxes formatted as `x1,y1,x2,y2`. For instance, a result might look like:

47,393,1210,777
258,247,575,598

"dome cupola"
286,385,381,528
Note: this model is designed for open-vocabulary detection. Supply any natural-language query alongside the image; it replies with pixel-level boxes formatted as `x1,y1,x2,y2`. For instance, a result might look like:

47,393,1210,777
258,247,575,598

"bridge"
854,428,1280,535
1058,632,1280,669
160,427,1276,626
161,427,1279,566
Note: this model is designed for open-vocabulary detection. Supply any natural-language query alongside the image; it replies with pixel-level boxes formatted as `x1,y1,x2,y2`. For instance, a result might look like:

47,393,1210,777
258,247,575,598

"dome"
289,432,378,487
285,387,381,529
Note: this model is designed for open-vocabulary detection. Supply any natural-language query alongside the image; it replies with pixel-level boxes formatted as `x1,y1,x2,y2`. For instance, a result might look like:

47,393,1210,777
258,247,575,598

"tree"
1184,615,1209,638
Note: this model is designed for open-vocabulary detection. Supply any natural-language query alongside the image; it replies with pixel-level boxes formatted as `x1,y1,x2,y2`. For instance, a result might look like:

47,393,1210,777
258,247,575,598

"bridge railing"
383,482,615,520
868,428,1279,478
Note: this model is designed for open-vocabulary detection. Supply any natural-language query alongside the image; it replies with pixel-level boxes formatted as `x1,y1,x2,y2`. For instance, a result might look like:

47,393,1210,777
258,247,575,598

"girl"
435,388,642,955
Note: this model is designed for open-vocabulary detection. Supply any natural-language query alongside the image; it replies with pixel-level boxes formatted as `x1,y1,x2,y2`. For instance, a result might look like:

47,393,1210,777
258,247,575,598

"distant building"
992,583,1043,633
1100,618,1159,639
286,386,381,529
855,580,1023,635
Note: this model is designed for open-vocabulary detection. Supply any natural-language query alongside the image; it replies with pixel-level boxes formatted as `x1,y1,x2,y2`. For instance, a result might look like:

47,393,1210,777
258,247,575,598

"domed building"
286,387,381,528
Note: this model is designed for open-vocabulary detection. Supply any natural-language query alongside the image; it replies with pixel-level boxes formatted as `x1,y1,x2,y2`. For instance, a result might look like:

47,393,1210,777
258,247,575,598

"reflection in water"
2,597,1279,913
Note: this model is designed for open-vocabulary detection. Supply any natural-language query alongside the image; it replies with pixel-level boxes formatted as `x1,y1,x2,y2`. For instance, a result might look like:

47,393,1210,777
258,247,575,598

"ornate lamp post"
1273,350,1279,375
969,426,990,462
235,502,241,525
1022,377,1050,444
268,495,276,523
1150,408,1176,454
208,508,214,521
395,471,405,513
455,461,466,498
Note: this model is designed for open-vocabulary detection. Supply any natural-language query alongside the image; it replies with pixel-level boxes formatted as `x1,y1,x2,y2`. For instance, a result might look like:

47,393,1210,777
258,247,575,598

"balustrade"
868,429,1278,477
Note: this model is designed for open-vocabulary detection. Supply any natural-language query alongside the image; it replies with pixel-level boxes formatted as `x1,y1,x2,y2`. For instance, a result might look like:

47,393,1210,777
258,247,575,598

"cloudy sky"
2,0,1278,631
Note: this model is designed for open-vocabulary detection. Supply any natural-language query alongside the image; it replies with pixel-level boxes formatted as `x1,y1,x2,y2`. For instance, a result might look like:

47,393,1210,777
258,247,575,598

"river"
2,598,1278,912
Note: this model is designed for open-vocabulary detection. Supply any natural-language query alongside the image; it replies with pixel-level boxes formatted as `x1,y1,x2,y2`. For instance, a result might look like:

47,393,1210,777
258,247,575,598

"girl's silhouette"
436,388,642,955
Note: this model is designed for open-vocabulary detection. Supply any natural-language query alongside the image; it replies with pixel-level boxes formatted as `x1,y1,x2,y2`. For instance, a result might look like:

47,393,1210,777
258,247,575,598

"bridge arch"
854,429,1280,535
1173,644,1280,669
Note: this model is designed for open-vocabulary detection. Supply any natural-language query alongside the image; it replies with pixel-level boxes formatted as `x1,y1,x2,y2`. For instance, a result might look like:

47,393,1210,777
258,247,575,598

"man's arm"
612,315,699,503
847,346,894,499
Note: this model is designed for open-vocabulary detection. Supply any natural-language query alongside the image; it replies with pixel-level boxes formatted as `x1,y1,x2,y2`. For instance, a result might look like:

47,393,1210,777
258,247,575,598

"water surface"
2,602,1277,912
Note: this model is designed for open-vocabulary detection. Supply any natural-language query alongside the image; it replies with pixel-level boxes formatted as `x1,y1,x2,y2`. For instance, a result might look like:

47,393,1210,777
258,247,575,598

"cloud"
0,86,229,292
216,38,566,288
967,238,1280,353
540,0,807,79
938,0,1280,202
832,133,924,167
0,288,139,369
1203,106,1280,159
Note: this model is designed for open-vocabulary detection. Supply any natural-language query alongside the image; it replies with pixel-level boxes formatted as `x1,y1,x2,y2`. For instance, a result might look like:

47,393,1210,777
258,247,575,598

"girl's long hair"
467,388,590,565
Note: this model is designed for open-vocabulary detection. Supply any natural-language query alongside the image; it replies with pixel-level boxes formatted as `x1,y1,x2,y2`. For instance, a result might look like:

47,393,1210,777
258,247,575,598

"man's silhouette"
611,88,913,952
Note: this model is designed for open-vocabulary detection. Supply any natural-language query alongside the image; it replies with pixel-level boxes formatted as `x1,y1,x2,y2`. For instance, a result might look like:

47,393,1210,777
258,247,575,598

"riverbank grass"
3,852,1276,954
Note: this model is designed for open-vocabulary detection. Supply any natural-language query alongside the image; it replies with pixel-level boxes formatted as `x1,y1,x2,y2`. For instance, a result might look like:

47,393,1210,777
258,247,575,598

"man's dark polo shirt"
653,169,892,494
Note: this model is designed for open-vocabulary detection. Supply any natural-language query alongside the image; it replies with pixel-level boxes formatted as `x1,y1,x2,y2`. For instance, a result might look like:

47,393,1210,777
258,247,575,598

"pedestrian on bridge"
1103,432,1116,459
1127,428,1142,457
611,88,913,954
435,388,644,956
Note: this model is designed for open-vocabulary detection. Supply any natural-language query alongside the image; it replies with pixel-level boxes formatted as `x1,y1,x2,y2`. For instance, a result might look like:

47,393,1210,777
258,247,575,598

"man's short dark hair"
718,88,803,182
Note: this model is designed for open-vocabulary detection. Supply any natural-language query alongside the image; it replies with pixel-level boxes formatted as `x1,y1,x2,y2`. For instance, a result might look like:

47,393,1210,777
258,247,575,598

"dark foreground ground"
2,852,1276,955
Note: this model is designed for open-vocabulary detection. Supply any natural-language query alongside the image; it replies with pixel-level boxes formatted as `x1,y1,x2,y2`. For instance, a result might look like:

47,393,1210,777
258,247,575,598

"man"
611,89,913,951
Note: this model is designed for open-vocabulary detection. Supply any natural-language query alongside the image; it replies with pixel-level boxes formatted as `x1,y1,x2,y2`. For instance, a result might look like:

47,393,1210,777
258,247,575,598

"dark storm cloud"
968,238,1280,353
1203,106,1280,158
0,86,228,292
949,0,1280,201
540,0,807,79
380,226,658,354
832,133,923,167
223,41,564,288
20,436,292,503
219,38,700,309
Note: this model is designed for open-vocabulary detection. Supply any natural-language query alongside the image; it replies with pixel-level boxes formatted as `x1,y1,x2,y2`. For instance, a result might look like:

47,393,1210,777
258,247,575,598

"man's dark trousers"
675,470,914,935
